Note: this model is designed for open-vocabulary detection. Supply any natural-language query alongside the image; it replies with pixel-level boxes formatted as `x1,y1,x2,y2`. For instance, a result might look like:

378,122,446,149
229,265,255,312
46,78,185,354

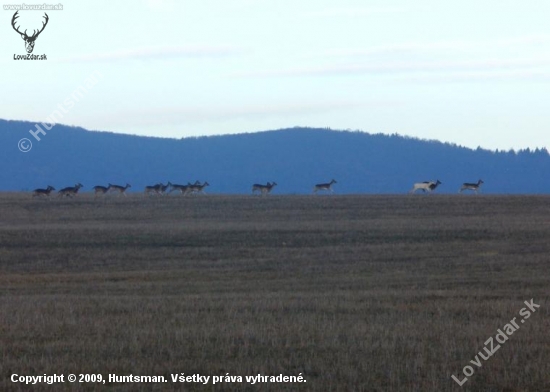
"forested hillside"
2,119,549,193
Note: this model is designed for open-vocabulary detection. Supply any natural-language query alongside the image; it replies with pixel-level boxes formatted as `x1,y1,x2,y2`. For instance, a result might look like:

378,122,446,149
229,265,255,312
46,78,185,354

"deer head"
12,11,49,53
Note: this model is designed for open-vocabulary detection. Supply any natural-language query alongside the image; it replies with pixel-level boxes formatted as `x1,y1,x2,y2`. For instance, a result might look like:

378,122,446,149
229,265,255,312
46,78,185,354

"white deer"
410,180,442,194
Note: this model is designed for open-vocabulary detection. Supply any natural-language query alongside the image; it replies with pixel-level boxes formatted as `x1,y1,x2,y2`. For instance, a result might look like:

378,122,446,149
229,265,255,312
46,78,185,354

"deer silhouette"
12,11,49,53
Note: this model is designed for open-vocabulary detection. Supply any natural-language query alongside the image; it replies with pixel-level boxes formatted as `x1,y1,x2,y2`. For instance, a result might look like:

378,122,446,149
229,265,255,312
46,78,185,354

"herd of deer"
31,181,211,199
143,181,210,196
409,179,484,194
30,178,485,199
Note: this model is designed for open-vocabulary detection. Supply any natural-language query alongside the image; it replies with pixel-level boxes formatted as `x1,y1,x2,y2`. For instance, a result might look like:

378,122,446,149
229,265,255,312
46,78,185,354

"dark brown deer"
188,181,210,195
252,182,277,196
32,185,55,198
58,183,83,198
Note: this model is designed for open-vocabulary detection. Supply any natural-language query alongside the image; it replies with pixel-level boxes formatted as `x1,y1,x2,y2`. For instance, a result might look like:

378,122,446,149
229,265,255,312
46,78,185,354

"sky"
1,0,550,151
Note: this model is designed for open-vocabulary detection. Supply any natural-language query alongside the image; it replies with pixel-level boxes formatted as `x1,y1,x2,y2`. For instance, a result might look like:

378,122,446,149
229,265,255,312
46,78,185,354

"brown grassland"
0,192,549,391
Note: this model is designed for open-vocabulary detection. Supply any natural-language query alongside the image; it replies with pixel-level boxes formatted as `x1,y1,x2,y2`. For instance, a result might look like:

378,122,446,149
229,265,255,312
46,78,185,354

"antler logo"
11,11,49,54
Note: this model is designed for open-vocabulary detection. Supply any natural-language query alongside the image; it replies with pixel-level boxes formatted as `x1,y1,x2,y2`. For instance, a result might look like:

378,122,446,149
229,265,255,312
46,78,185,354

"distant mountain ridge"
1,119,549,194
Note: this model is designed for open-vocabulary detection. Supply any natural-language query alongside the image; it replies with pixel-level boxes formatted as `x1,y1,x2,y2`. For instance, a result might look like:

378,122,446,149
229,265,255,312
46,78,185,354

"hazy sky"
1,0,550,150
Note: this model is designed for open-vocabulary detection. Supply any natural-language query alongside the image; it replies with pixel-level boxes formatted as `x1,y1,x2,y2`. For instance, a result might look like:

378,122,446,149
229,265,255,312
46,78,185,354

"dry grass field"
0,192,549,391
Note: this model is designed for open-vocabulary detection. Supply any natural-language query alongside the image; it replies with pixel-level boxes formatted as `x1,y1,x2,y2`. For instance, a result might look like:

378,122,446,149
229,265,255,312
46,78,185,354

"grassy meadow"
0,192,549,391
